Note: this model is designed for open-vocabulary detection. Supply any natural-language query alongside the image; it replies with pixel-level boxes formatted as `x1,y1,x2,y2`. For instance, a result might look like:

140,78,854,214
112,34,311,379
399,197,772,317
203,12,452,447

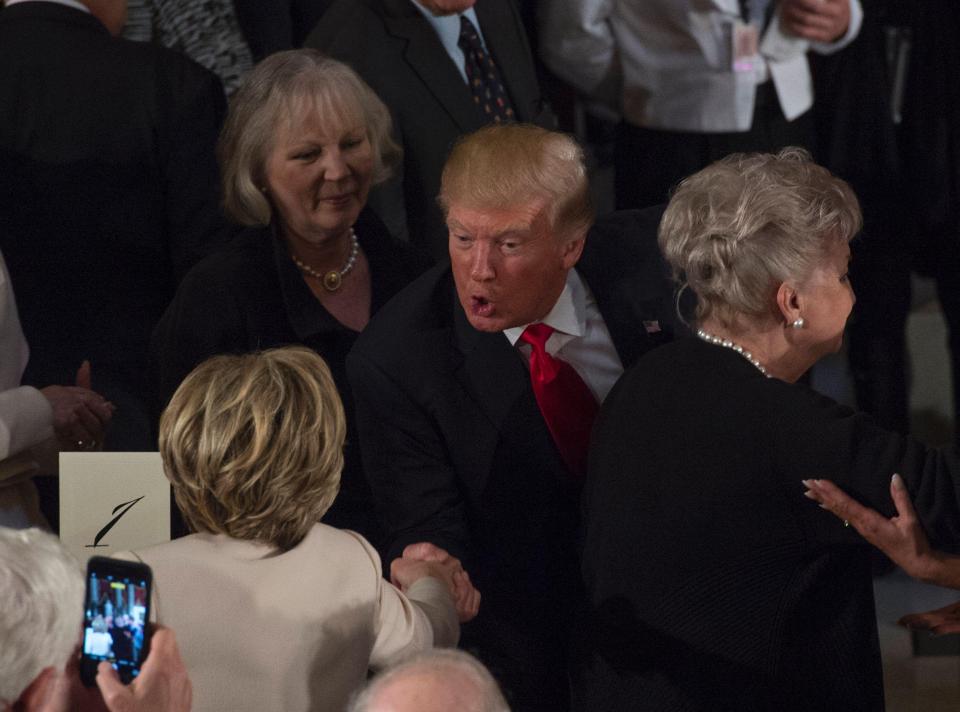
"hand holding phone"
95,627,192,712
80,557,153,687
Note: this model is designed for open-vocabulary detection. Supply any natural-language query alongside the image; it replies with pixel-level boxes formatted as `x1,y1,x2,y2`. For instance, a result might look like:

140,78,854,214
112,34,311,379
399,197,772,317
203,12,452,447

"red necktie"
519,323,599,477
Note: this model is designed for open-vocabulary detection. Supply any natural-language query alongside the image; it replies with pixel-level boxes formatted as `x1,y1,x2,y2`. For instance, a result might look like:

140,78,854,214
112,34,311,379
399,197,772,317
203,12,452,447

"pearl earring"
792,318,805,329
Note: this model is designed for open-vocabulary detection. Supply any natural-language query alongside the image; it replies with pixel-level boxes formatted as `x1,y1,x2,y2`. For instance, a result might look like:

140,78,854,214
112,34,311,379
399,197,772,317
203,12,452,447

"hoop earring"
792,318,805,329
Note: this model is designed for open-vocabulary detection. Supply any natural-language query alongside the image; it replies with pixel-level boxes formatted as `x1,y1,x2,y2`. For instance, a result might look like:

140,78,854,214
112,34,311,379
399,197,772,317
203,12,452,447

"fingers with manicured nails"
803,478,891,547
889,473,917,522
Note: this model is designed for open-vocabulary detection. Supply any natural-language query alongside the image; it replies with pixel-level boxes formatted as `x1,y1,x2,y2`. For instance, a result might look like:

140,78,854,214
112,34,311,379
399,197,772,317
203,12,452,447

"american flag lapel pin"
642,320,661,334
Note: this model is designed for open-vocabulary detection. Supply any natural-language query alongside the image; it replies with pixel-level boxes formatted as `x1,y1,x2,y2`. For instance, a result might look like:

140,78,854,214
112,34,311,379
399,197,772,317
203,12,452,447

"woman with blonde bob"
153,49,430,542
116,347,478,712
579,149,960,711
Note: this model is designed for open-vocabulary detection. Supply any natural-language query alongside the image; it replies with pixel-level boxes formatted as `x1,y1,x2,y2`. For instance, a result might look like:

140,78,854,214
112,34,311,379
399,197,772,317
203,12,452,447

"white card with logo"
59,452,170,565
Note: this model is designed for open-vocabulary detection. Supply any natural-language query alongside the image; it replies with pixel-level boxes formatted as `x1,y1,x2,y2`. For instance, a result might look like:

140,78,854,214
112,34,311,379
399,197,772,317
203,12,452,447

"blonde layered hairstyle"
659,147,862,327
159,347,346,551
219,49,401,226
439,123,594,242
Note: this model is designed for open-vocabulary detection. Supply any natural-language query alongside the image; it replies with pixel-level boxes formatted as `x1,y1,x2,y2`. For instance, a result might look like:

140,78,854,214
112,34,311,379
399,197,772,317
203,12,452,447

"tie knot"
519,323,555,350
458,15,481,50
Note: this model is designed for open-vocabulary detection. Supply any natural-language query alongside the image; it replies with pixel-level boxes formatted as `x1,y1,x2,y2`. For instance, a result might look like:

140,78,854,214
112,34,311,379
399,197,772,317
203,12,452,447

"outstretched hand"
899,601,960,636
803,474,933,577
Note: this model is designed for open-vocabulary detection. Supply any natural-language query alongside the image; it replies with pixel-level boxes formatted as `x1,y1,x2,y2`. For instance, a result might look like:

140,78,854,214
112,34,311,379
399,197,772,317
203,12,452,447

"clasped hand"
780,0,851,44
41,360,114,451
390,542,481,622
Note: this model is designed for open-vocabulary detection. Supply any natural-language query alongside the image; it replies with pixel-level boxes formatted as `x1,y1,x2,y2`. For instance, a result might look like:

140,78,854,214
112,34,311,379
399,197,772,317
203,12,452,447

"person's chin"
316,197,361,222
465,312,507,333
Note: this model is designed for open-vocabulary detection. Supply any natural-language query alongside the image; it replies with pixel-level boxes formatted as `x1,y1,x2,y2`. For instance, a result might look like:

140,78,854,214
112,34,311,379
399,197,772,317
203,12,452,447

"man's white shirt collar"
5,0,91,12
408,1,487,85
504,269,587,347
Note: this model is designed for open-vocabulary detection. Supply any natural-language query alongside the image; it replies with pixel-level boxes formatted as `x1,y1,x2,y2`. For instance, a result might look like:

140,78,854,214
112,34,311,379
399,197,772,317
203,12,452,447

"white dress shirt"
540,0,863,132
409,1,489,85
5,0,90,12
0,250,54,529
504,267,623,404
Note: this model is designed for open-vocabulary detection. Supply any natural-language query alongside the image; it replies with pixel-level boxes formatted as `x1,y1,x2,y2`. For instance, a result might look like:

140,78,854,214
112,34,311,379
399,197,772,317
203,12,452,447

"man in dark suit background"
0,0,228,464
307,0,554,259
347,124,679,710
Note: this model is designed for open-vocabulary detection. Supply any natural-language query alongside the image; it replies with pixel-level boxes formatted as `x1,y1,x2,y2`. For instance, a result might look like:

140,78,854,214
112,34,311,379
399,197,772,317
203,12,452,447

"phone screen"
80,557,152,686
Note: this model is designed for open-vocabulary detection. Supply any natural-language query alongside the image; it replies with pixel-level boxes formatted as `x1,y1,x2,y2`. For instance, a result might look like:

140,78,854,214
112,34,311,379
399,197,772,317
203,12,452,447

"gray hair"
348,649,510,712
219,49,401,226
0,527,84,703
659,147,861,327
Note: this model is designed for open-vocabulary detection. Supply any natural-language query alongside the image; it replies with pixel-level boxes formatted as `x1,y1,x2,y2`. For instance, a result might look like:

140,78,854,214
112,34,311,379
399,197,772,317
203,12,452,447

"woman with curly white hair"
578,149,960,711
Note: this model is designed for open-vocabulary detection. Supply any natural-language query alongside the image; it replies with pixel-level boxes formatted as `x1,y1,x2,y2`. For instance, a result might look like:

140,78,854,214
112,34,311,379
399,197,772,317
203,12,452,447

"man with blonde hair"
348,123,679,711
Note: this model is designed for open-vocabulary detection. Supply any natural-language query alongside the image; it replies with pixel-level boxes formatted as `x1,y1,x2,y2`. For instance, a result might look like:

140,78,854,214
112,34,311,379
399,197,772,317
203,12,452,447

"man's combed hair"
219,49,401,226
439,123,594,242
159,346,346,551
0,527,84,704
658,147,861,326
348,648,510,712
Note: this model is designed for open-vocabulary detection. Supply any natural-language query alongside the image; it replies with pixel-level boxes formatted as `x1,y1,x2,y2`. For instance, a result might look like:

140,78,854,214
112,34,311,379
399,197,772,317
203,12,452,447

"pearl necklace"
291,228,359,292
696,328,770,377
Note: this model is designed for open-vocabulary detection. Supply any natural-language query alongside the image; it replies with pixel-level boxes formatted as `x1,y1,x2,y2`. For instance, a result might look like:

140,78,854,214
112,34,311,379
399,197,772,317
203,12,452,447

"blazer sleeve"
809,0,864,55
346,347,473,567
151,262,247,408
538,0,618,98
772,384,960,554
154,55,231,280
355,533,458,669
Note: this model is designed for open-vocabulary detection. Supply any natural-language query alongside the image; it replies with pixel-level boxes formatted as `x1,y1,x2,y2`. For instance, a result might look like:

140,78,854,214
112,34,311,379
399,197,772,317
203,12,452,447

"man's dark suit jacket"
346,208,678,711
0,2,228,455
307,0,555,259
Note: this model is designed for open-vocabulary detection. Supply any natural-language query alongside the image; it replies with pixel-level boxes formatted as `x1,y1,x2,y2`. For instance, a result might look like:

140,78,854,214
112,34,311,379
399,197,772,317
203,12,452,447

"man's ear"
775,281,802,326
560,229,587,270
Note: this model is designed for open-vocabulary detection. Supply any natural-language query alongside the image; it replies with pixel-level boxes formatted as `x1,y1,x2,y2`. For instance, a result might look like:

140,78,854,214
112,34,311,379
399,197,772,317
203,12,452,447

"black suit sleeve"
347,348,472,567
151,263,247,408
155,57,231,281
772,384,960,554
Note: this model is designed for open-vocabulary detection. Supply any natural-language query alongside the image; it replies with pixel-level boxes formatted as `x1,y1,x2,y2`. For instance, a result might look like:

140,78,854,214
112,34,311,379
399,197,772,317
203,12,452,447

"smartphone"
79,556,153,687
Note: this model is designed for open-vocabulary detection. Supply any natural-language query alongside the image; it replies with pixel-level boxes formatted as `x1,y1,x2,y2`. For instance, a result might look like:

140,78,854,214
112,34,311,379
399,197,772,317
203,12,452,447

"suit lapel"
381,0,485,133
577,240,668,370
452,294,530,428
452,299,572,487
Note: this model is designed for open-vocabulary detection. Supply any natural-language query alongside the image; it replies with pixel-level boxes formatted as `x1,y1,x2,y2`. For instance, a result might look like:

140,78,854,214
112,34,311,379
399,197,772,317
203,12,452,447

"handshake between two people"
390,542,482,623
62,545,480,712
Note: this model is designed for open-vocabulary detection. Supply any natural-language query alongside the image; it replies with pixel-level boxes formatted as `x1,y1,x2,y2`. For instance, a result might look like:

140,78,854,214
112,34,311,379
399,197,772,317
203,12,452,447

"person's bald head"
80,0,128,35
350,650,509,712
